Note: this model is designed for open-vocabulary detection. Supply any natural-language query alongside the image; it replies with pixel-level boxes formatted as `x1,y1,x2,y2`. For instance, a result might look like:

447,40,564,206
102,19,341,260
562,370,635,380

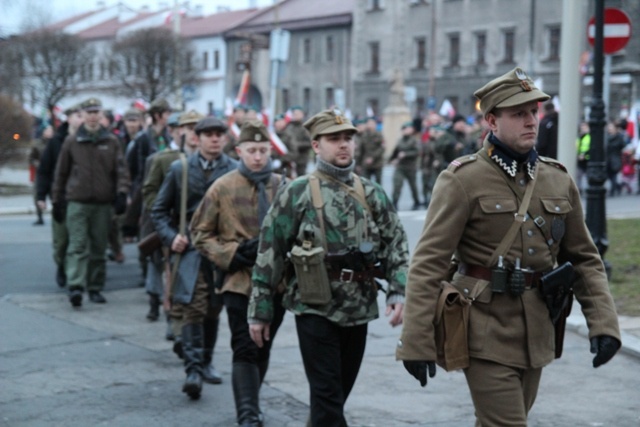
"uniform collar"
487,133,538,180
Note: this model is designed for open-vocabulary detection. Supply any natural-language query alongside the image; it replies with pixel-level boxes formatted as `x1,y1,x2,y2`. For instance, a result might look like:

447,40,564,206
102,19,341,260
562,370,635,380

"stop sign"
587,8,632,54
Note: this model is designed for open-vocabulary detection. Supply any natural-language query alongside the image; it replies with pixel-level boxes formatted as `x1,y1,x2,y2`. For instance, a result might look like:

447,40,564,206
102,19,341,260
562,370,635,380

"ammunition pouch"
290,245,331,305
539,261,575,359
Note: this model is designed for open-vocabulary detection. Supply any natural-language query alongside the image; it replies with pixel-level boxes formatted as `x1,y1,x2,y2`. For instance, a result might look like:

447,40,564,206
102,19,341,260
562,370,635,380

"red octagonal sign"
588,8,632,55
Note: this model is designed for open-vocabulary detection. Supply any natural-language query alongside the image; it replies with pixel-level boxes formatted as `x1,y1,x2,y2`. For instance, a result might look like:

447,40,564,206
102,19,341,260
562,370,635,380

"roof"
47,10,101,32
228,0,355,35
76,13,158,40
172,8,261,38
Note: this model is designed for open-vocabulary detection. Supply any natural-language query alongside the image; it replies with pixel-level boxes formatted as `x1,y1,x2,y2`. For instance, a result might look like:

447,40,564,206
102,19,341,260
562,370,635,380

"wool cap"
238,119,270,143
303,108,357,140
474,67,550,116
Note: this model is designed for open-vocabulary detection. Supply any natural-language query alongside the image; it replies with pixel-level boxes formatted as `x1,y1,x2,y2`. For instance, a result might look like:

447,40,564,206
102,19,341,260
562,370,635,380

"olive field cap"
123,108,143,121
64,103,82,116
238,119,270,143
178,110,204,126
81,98,102,112
149,98,171,113
290,105,304,112
474,67,550,116
194,116,228,135
168,112,182,127
304,109,357,140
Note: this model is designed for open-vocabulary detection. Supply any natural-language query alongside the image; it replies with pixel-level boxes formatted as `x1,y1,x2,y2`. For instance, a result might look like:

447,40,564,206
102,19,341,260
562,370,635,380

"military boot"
146,293,160,321
202,315,222,384
181,323,204,400
232,362,262,427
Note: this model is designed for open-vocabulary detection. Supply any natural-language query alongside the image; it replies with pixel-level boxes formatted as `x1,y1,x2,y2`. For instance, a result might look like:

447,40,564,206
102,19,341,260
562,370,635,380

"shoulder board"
446,154,478,172
538,156,568,172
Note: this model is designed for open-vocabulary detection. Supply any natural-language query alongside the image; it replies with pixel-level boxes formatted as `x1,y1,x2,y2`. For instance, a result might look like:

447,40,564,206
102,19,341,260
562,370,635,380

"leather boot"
181,323,204,400
165,315,175,341
232,362,262,427
202,315,222,384
146,293,160,321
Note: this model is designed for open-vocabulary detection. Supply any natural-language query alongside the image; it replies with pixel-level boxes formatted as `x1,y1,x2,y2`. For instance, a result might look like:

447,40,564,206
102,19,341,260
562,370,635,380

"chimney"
193,5,204,17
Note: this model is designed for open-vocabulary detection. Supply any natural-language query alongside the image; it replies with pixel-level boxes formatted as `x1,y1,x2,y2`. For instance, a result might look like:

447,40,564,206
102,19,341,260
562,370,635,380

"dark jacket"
126,127,170,192
151,152,238,304
537,110,559,159
36,123,69,202
52,124,130,204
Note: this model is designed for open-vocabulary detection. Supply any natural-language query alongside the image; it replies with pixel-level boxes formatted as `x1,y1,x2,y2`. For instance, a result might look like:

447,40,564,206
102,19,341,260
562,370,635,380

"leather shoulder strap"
308,175,327,251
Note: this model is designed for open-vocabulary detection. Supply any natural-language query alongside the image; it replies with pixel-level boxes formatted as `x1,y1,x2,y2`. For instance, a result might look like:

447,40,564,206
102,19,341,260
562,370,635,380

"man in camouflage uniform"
248,109,409,427
398,68,621,425
192,120,288,427
355,116,385,184
389,121,422,210
152,116,237,399
285,106,312,177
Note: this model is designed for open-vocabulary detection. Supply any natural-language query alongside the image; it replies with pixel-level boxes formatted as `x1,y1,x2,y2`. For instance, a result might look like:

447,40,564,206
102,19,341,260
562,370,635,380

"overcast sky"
1,0,274,36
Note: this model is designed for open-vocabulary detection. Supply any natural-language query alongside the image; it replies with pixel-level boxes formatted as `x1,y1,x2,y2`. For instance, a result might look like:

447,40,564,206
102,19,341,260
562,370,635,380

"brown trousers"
464,357,542,427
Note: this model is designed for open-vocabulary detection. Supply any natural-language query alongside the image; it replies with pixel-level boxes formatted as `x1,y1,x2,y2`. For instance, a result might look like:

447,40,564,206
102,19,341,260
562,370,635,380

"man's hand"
249,322,271,348
590,335,620,368
171,234,189,253
52,202,66,223
385,302,404,327
403,361,436,387
37,200,47,211
113,192,127,215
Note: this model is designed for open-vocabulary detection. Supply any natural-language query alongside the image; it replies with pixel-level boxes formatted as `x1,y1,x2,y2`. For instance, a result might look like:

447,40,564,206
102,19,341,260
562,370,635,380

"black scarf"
316,158,356,184
488,133,538,180
238,160,273,226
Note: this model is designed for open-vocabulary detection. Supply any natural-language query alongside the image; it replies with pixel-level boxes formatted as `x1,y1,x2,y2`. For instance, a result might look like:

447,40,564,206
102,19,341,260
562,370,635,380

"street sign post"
587,7,632,55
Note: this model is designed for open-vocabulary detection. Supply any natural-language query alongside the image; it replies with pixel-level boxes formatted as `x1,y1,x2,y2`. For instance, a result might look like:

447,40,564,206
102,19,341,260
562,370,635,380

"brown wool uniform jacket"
190,170,286,297
397,144,620,369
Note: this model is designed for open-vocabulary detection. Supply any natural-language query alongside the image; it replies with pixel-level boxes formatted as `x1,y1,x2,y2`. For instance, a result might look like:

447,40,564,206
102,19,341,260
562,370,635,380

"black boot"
181,323,204,400
146,293,160,321
165,315,175,341
232,362,262,427
56,265,67,288
202,315,222,384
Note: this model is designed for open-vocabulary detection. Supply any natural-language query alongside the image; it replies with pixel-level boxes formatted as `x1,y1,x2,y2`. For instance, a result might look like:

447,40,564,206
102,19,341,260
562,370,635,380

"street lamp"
585,0,611,277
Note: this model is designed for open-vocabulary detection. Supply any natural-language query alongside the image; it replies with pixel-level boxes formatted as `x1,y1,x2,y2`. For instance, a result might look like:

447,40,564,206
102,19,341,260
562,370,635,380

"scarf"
238,160,273,226
487,133,538,180
315,158,356,184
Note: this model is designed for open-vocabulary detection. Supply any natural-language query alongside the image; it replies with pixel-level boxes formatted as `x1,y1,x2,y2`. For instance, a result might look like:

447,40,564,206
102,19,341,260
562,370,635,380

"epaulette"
447,154,478,172
538,156,568,172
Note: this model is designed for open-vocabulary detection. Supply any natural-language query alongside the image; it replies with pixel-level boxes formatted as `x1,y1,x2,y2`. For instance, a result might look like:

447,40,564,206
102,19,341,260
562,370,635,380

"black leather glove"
228,251,253,273
238,238,259,261
52,201,66,223
113,192,127,215
403,361,436,387
590,335,620,368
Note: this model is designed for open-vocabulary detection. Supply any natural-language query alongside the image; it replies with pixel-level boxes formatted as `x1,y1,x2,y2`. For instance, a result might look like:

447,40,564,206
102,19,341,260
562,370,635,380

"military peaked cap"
304,109,357,140
474,67,550,116
81,98,102,112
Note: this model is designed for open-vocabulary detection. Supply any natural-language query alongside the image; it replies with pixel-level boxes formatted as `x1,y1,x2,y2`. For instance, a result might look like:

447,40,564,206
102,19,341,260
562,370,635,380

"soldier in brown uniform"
285,106,312,177
191,120,287,427
355,117,385,184
397,67,621,426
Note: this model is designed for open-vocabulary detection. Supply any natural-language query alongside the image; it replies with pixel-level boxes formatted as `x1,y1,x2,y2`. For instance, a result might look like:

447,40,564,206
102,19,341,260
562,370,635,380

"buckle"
514,212,527,222
534,216,546,227
339,269,354,282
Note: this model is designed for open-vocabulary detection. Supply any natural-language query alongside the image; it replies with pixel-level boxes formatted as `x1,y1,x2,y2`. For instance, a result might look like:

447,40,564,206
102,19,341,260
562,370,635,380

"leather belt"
458,263,543,290
327,267,383,283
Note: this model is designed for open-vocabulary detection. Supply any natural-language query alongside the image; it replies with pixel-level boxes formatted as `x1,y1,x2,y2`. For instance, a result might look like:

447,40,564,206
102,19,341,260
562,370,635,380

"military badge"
255,133,262,141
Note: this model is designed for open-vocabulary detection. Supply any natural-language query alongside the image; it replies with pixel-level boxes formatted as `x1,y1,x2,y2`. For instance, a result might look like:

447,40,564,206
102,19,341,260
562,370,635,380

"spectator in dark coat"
536,101,558,159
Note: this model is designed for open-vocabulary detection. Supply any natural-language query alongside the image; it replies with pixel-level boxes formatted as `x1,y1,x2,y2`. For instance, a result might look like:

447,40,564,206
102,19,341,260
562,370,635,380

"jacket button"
555,206,561,212
519,179,526,186
496,204,502,210
527,230,534,237
528,248,535,255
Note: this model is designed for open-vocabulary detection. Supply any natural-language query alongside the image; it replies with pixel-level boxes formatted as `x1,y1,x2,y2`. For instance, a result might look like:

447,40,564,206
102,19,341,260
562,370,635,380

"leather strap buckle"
339,269,354,282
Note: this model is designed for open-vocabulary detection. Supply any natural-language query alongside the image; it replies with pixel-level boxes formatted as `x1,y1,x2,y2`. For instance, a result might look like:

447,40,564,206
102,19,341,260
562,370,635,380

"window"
369,41,380,73
415,37,426,69
302,38,311,63
87,62,93,80
282,88,290,110
367,0,384,11
548,26,561,60
203,51,208,70
476,32,486,65
185,52,193,72
214,50,220,70
503,29,515,63
325,87,335,108
326,36,334,62
303,87,311,113
449,33,460,66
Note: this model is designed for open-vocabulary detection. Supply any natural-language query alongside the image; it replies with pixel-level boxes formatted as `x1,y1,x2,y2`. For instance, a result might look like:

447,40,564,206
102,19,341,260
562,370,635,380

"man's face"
124,118,141,137
234,109,246,124
236,141,271,172
312,131,355,167
83,110,101,130
199,129,226,159
170,126,181,145
366,119,377,131
181,123,199,151
274,118,287,132
402,126,414,136
292,109,305,122
155,110,170,127
486,100,539,154
67,112,84,131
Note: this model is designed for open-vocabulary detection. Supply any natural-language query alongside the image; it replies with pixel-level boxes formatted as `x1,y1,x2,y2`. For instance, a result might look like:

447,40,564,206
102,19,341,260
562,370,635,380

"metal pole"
603,54,612,118
173,0,182,108
427,0,437,101
585,0,610,276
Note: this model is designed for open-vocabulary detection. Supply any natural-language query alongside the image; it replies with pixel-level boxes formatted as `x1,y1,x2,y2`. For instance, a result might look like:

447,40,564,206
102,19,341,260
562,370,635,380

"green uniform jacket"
52,124,130,204
142,149,182,210
191,170,286,297
248,173,409,326
355,130,385,170
390,135,420,169
397,140,621,369
285,121,311,154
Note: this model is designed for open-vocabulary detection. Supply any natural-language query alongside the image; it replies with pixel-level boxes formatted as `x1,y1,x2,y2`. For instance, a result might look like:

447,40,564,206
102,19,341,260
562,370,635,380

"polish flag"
270,130,288,156
132,98,148,112
439,99,455,119
235,70,251,106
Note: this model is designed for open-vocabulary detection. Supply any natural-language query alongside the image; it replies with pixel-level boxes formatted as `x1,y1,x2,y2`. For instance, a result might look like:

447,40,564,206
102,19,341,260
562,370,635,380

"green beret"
303,109,357,140
239,120,270,143
291,105,304,112
194,116,228,135
402,121,414,129
81,98,102,112
474,67,550,116
178,110,204,126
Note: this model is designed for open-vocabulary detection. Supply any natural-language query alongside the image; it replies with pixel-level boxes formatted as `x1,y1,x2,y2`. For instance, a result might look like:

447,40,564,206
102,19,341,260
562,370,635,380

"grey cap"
194,116,228,135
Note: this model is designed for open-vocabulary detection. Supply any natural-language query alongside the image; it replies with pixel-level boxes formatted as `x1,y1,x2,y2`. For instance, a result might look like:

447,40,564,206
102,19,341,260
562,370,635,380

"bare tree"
0,94,33,167
109,27,200,103
7,29,93,122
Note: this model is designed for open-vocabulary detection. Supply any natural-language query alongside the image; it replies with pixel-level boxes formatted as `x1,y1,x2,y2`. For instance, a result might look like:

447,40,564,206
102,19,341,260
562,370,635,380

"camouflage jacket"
355,130,385,170
248,172,409,326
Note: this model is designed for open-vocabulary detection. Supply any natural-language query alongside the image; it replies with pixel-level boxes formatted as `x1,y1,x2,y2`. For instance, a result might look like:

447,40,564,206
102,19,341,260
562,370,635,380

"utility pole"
173,0,182,109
